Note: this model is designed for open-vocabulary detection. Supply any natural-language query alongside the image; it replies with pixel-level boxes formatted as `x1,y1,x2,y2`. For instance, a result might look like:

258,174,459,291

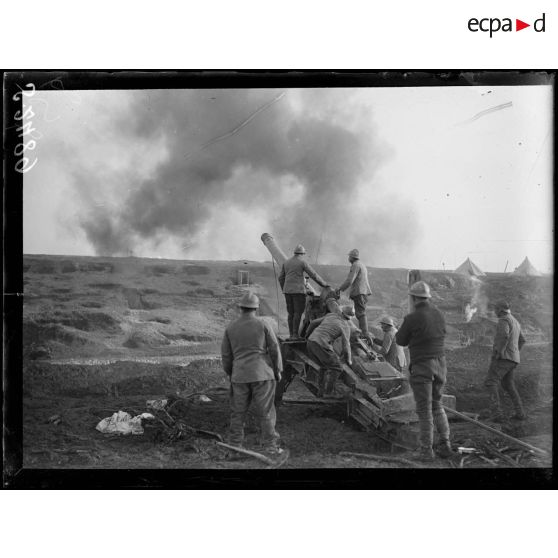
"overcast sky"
23,84,553,273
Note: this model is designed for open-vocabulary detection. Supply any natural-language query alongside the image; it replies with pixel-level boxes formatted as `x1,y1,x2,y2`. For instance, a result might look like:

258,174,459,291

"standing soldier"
482,301,526,421
221,293,284,457
335,249,372,342
278,244,329,339
372,316,407,372
305,305,355,397
396,281,452,461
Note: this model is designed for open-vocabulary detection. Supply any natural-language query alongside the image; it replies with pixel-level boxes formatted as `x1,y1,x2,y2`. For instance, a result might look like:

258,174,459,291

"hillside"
20,254,553,470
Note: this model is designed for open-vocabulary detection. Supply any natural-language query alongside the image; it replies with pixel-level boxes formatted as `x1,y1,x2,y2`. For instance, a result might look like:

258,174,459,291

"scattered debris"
198,395,212,403
47,414,61,425
443,406,549,456
457,447,478,454
96,411,155,435
146,399,168,411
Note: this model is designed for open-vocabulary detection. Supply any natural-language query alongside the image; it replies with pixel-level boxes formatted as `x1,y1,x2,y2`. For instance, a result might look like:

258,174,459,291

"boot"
433,409,450,442
435,440,453,459
409,447,435,462
292,312,303,339
506,384,526,421
287,315,294,339
358,314,371,341
483,385,504,421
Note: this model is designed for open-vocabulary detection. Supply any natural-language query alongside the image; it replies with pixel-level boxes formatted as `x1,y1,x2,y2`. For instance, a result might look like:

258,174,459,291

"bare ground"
20,255,553,470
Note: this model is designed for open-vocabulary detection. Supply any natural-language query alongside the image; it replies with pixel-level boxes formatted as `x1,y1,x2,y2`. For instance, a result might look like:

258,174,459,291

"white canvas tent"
455,257,486,277
512,257,541,277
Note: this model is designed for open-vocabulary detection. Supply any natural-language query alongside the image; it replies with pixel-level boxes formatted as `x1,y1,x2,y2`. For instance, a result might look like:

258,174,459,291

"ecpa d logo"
468,13,546,37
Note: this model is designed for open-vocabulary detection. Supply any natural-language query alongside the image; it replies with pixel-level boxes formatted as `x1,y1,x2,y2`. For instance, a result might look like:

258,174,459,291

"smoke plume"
71,88,418,263
464,276,489,322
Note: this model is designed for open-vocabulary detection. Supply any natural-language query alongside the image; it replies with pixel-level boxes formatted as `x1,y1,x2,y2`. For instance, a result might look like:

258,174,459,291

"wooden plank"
291,348,321,371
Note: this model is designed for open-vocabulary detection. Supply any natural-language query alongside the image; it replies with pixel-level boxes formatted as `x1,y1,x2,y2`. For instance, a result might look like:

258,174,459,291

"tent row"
453,257,542,277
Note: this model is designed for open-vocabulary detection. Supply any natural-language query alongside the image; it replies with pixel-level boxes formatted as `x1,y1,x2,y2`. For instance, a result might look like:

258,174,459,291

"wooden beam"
443,406,549,457
216,442,275,466
340,451,423,468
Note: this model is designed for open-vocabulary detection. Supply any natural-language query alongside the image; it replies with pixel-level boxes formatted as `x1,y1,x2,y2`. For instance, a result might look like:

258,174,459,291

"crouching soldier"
373,316,407,372
221,293,284,457
305,305,355,397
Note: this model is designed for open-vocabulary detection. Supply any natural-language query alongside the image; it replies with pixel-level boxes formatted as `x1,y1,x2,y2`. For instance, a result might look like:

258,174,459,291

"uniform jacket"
279,255,327,294
396,301,446,364
307,313,352,363
378,326,407,369
493,311,525,364
221,314,283,383
338,260,372,297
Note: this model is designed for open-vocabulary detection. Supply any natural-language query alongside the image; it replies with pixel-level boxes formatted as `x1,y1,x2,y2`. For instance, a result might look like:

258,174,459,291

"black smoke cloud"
76,88,417,262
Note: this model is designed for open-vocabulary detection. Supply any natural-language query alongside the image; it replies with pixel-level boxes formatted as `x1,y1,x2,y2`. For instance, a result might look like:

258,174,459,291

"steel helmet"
348,249,360,259
379,316,395,327
341,304,356,319
294,244,306,255
495,300,510,311
409,281,432,298
238,292,260,309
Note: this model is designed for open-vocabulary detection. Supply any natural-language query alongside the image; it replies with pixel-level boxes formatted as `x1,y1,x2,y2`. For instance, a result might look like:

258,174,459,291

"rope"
271,259,282,334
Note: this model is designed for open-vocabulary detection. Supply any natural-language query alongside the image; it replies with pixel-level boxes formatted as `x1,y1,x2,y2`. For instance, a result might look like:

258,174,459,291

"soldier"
305,304,355,397
278,244,329,339
221,292,284,456
482,301,526,421
335,249,372,342
396,281,452,461
372,316,407,372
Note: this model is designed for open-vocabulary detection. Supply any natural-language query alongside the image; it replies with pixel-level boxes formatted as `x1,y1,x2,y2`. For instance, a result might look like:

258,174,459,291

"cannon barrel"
261,233,288,266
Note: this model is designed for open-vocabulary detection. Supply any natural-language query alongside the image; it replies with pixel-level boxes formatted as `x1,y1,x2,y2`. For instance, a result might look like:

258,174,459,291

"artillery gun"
261,233,456,450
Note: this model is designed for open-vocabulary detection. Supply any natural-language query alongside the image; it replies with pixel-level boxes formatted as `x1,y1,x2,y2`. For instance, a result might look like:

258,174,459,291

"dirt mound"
162,332,214,342
148,316,172,324
122,287,159,310
182,265,210,275
60,260,79,273
145,265,176,275
249,265,274,278
89,282,121,290
27,344,53,360
188,288,215,296
23,359,225,397
29,261,58,274
80,262,115,273
23,320,92,348
37,311,121,333
123,329,170,349
81,301,103,308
